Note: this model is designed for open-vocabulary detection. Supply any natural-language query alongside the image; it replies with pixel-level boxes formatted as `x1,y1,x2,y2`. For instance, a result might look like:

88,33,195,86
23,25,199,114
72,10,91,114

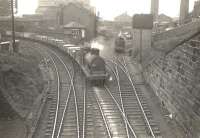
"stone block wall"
144,40,200,136
153,19,200,53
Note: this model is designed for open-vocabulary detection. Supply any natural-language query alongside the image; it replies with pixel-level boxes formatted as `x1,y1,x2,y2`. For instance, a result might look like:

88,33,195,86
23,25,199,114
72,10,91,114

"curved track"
29,44,81,138
18,38,161,138
28,41,123,138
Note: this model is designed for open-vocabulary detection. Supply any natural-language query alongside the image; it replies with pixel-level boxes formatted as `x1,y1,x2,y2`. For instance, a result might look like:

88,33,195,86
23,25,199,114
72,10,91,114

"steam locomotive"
61,44,108,84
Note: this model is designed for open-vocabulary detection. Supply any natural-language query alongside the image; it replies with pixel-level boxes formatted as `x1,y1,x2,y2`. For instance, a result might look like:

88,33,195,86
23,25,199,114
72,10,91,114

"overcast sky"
18,0,196,20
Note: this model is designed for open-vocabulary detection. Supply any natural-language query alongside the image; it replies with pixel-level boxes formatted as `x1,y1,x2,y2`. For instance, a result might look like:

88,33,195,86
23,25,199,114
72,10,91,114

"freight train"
5,31,108,84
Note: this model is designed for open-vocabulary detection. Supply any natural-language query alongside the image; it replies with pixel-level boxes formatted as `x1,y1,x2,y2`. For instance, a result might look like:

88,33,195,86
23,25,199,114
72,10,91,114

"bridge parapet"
152,19,200,53
140,19,200,67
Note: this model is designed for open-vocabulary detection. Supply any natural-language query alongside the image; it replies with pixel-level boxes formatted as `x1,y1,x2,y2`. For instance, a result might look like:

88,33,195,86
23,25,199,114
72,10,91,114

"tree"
0,0,10,16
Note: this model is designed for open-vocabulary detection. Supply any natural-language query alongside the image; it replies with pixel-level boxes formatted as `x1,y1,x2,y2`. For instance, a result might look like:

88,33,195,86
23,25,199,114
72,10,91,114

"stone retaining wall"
143,41,200,137
152,19,200,53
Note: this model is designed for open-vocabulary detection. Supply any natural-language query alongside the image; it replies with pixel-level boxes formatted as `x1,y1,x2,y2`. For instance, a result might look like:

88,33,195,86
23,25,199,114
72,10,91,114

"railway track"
21,43,72,138
33,43,118,138
40,50,75,138
105,56,161,138
48,52,129,138
18,39,162,138
57,60,85,138
29,44,81,138
86,83,131,138
17,40,126,138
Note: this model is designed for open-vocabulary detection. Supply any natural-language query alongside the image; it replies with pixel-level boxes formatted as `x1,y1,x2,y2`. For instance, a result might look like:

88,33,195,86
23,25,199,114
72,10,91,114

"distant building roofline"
64,21,85,29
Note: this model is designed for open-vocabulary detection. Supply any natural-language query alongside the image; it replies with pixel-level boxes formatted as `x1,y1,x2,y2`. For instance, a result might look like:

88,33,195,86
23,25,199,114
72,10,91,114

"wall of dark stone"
153,19,200,53
143,39,200,137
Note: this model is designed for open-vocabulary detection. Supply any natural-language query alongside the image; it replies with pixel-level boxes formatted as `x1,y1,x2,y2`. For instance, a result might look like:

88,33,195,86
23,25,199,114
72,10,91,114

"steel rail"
25,45,60,138
106,61,137,137
116,57,128,73
56,85,73,138
104,85,137,138
50,50,80,138
35,44,80,138
28,46,52,138
116,57,156,138
33,39,82,138
48,56,60,138
82,80,86,138
14,39,80,138
114,58,130,138
94,91,112,138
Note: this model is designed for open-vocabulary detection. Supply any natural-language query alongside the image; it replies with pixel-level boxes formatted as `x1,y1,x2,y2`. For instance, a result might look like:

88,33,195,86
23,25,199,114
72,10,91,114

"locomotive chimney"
91,48,100,55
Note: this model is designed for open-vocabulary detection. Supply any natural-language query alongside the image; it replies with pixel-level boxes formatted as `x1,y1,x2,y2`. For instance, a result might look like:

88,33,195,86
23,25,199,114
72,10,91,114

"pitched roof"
158,14,173,22
64,21,85,28
114,12,132,22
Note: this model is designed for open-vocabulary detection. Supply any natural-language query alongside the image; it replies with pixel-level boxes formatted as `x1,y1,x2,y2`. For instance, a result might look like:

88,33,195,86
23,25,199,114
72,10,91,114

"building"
179,0,189,24
0,15,44,33
61,2,96,40
61,0,90,5
63,21,86,44
38,0,56,7
36,1,96,40
36,0,91,22
37,0,90,7
193,0,200,18
114,12,132,23
157,14,172,23
36,0,96,39
36,6,59,27
151,0,159,21
0,0,10,16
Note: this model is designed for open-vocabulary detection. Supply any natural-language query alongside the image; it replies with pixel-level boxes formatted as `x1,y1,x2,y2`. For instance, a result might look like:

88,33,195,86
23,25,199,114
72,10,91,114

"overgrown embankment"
0,45,44,118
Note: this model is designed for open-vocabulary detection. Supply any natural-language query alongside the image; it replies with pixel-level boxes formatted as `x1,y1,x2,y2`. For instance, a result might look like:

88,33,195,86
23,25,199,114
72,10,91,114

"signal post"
132,14,153,65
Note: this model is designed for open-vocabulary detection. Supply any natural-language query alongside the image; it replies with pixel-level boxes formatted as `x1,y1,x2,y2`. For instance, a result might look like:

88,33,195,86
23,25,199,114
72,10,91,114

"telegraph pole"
139,29,143,63
11,0,16,48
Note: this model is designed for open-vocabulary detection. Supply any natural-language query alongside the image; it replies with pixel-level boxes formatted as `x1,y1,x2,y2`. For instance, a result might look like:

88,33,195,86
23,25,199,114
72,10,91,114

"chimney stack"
180,0,189,24
151,0,159,21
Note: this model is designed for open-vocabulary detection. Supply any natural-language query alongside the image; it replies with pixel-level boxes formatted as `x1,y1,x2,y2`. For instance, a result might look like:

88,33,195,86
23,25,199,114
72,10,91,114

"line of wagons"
5,31,108,85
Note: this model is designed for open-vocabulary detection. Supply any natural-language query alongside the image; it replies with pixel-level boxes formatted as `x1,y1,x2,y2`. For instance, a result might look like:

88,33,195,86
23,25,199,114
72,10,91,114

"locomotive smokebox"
90,48,100,56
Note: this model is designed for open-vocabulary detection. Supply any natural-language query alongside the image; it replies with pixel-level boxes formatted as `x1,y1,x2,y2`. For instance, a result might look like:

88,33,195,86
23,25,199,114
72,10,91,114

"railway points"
1,1,200,135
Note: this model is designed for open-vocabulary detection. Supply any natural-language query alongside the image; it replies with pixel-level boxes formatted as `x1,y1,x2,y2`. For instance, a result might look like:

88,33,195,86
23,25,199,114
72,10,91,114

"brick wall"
144,40,200,136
